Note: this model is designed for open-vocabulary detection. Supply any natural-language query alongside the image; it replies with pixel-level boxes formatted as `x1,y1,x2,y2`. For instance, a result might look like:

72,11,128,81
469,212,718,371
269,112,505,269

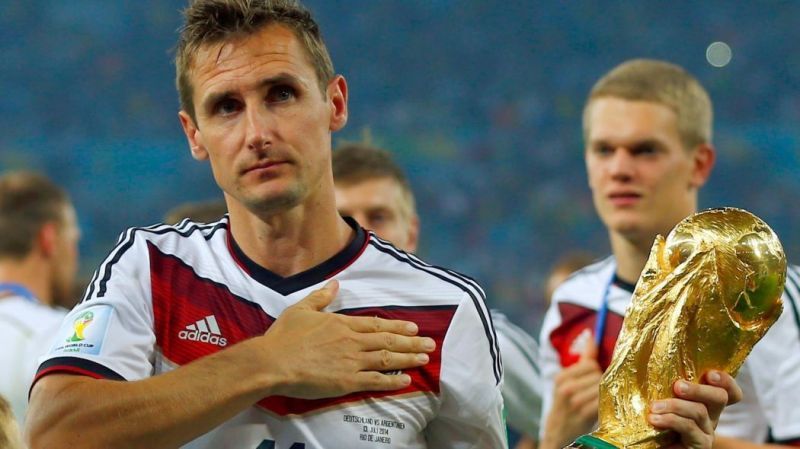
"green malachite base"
564,434,619,449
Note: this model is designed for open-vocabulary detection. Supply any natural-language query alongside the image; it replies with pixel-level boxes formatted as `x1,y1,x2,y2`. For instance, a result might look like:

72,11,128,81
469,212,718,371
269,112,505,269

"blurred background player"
333,141,542,447
0,395,24,449
539,59,800,449
0,171,78,423
333,142,418,251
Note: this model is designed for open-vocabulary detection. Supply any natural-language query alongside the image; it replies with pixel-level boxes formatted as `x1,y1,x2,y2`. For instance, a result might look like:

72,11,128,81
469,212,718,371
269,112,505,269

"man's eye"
633,144,657,155
369,213,390,226
594,145,613,156
267,85,296,103
214,99,241,116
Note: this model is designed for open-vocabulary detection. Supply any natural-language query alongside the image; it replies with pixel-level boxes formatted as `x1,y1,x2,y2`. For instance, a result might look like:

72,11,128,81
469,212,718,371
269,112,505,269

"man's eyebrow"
201,73,306,112
257,73,304,89
202,89,233,113
366,206,393,214
630,139,663,147
589,138,664,148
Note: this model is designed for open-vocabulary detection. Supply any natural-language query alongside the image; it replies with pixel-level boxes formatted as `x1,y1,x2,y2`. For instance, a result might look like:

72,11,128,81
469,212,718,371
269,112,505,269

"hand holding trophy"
568,208,786,449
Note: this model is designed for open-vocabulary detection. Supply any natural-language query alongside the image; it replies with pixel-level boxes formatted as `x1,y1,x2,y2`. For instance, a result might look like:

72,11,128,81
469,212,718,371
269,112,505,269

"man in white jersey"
332,142,543,448
26,1,504,448
539,59,800,449
0,172,76,423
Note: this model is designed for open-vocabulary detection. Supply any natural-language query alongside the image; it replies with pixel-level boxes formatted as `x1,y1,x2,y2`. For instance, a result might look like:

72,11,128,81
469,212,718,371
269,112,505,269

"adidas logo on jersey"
178,315,228,347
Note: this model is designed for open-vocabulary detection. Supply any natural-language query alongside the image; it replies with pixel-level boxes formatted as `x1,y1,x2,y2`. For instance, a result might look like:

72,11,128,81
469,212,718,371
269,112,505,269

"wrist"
541,434,566,449
221,335,284,398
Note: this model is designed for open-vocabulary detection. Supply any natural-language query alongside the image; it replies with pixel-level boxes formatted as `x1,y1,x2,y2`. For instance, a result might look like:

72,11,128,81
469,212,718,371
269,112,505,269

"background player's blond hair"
333,143,417,222
583,59,713,150
0,396,23,449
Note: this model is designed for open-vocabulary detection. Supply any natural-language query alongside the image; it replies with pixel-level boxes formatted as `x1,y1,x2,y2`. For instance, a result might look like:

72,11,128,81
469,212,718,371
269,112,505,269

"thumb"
580,332,599,361
294,280,339,311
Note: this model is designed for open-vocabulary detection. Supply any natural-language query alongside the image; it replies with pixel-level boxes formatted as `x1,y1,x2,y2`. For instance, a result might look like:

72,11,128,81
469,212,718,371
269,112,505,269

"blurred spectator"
333,142,418,250
0,395,23,449
0,171,78,423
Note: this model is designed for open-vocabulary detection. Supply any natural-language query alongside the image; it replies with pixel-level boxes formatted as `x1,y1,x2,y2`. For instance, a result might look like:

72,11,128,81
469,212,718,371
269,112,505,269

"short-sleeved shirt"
0,293,65,423
492,310,541,440
34,217,506,448
539,256,800,444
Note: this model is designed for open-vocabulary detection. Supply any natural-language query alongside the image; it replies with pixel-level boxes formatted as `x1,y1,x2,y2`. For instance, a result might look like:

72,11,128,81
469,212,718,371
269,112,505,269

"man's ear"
690,143,716,189
406,214,420,253
37,222,59,258
179,111,209,161
327,75,348,132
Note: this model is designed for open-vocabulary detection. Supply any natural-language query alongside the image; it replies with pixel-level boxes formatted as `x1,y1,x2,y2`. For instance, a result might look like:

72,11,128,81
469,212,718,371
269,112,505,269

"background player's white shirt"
35,218,506,449
492,310,541,440
0,294,65,423
538,256,800,444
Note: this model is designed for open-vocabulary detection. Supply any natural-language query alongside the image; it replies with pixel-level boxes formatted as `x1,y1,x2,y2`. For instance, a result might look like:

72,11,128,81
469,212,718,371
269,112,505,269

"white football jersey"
0,292,65,423
492,310,541,440
539,256,800,444
36,217,506,448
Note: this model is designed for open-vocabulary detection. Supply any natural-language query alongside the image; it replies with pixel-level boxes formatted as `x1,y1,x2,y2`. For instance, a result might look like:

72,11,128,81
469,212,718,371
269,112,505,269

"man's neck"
226,194,354,278
0,257,51,305
609,232,654,285
609,208,699,283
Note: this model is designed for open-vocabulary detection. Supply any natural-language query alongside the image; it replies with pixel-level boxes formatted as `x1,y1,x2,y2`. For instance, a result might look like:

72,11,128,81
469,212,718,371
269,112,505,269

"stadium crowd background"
1,0,799,333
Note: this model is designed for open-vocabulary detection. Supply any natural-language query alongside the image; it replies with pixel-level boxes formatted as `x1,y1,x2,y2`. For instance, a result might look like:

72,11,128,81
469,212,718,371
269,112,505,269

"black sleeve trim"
767,427,800,446
35,357,126,382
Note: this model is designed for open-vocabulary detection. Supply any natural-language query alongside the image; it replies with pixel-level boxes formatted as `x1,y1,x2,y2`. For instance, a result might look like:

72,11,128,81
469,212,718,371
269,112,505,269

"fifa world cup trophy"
567,208,786,449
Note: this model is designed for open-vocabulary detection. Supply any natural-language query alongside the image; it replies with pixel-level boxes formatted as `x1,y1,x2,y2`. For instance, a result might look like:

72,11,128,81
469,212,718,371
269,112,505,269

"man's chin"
240,189,305,216
607,218,651,241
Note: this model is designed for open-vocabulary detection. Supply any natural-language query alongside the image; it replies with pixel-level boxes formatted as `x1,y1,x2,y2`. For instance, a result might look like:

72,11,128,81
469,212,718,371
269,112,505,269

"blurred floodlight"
706,41,732,68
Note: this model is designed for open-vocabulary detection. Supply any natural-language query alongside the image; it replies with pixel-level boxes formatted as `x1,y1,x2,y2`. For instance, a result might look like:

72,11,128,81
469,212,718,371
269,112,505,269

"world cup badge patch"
52,304,113,355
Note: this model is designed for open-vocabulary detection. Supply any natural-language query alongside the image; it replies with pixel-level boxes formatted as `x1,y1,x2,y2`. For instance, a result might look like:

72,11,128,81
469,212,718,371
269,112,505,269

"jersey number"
256,440,305,449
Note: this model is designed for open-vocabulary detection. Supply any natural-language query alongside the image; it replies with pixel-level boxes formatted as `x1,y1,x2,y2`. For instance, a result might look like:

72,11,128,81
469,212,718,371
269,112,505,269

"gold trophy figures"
568,208,786,449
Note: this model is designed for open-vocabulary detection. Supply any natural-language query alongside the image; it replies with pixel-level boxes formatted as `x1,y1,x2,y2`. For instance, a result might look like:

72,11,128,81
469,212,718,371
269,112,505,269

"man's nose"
244,104,273,151
608,148,634,180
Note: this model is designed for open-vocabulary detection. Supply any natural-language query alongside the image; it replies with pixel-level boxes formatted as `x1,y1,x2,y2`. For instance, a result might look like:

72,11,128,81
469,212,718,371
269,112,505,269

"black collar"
227,216,368,295
612,273,637,293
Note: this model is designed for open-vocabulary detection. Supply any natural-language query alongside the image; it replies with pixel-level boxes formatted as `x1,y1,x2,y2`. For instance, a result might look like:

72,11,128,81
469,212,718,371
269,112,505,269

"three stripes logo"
178,315,228,347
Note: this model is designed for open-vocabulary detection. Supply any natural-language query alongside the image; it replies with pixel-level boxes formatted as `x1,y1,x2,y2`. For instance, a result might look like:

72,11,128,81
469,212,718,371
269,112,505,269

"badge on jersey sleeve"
51,304,114,355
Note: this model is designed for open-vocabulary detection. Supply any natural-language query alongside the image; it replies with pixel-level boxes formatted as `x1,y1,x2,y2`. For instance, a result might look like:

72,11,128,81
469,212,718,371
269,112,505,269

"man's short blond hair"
175,0,334,122
583,59,713,150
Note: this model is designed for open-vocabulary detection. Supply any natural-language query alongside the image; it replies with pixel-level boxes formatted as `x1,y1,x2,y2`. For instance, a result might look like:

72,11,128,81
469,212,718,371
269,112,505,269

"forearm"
714,437,797,449
26,339,272,449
